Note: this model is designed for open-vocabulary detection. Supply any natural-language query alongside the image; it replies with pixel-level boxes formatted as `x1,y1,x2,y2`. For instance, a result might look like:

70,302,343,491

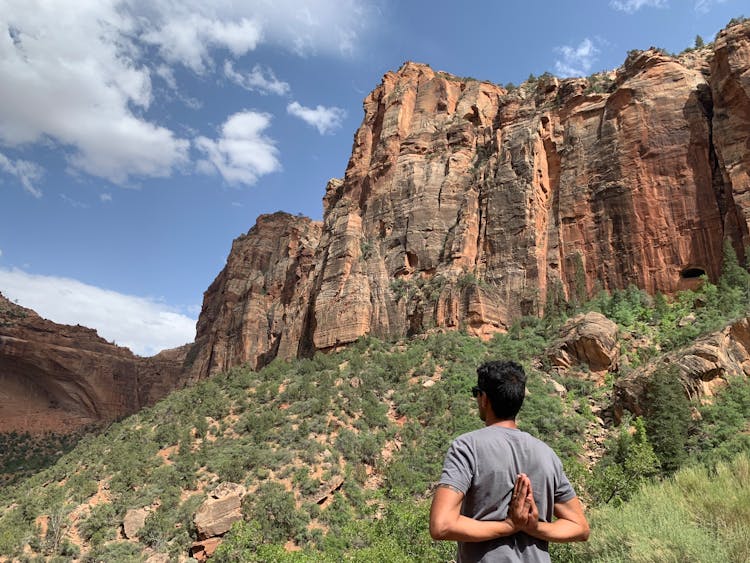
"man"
429,360,589,562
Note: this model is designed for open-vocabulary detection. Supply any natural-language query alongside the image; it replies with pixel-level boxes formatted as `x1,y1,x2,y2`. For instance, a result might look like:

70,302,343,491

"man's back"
439,425,575,562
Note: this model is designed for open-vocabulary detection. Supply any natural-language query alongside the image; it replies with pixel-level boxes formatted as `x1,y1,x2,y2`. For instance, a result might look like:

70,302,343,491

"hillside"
1,263,749,561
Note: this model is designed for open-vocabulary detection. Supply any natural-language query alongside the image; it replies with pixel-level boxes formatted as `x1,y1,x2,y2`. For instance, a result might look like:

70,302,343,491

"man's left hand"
507,473,533,532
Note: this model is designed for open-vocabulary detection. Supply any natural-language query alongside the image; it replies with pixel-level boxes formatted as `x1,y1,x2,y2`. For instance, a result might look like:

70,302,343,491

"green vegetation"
643,366,692,473
584,73,614,95
557,453,750,562
0,428,98,486
587,416,659,506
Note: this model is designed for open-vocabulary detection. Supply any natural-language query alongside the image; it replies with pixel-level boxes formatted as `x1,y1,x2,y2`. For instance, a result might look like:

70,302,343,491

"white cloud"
141,14,262,74
135,0,372,68
0,249,3,258
0,267,196,356
610,0,668,13
554,38,599,78
287,101,346,134
224,61,290,96
155,64,178,90
195,111,281,186
0,1,190,185
60,194,90,209
100,193,113,203
0,1,374,189
0,151,43,197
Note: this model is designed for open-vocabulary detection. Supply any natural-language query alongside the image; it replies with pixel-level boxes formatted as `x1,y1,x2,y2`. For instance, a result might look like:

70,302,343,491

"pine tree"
588,416,659,506
717,238,750,315
644,365,692,473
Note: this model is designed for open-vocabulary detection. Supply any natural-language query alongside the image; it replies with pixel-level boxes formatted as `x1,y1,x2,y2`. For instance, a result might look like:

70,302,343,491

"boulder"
122,507,149,539
548,312,620,372
194,483,246,540
614,317,750,420
190,537,222,562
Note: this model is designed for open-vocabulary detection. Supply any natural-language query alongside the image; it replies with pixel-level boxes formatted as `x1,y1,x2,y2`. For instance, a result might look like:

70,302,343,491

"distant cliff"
188,21,750,376
0,293,186,433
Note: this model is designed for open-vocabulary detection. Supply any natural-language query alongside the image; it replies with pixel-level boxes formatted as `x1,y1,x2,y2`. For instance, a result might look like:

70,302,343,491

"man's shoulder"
452,427,560,456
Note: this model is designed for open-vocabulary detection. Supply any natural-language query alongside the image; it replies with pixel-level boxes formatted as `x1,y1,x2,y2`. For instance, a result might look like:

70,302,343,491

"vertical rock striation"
187,212,322,375
189,21,750,376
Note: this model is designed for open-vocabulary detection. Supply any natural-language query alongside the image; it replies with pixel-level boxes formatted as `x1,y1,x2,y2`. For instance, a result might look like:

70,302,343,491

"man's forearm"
430,515,519,542
526,518,589,543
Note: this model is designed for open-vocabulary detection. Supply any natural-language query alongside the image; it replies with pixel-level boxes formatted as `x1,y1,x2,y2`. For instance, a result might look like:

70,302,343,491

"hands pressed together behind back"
506,473,539,535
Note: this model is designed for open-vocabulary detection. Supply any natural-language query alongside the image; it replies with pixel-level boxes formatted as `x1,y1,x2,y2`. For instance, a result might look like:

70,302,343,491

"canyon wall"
0,294,186,433
190,21,750,375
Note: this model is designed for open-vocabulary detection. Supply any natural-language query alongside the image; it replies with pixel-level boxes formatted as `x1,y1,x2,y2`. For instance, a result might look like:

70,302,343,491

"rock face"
548,312,620,372
0,294,186,433
187,212,322,375
190,21,750,376
613,316,750,419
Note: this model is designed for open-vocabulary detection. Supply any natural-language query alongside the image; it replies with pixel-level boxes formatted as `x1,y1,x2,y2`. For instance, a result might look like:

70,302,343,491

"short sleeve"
553,456,576,504
438,437,475,494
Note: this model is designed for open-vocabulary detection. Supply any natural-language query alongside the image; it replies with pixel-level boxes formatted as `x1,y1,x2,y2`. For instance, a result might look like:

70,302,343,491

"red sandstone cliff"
189,20,750,375
187,212,322,379
0,294,186,433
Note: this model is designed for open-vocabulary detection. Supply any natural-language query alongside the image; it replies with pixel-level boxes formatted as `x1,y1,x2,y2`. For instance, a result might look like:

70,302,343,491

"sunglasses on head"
471,386,484,397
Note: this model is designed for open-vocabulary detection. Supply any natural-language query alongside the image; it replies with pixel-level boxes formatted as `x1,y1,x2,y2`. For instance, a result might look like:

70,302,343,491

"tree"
570,253,588,309
644,366,692,473
695,34,705,48
588,417,659,506
717,238,750,315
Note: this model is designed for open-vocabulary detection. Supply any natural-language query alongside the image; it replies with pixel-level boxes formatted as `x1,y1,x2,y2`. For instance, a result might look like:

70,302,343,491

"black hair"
476,360,526,420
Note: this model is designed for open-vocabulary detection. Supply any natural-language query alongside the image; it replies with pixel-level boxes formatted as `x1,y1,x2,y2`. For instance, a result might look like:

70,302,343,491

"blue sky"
0,0,744,355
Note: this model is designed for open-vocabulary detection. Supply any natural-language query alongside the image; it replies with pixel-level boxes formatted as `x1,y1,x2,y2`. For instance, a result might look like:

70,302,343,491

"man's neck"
485,417,517,429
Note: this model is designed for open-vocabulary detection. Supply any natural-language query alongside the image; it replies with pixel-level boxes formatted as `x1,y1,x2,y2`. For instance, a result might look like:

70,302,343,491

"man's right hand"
514,475,590,543
507,473,533,532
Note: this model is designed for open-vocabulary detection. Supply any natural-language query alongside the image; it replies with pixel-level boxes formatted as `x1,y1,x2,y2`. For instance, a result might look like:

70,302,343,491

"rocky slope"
0,294,186,433
190,20,750,375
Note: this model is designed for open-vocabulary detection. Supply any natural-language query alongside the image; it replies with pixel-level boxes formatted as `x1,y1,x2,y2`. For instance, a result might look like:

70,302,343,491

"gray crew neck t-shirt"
438,425,575,563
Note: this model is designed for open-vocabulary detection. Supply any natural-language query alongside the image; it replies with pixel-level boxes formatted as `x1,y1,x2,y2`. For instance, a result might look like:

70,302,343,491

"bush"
78,503,116,546
690,377,750,466
587,417,659,506
243,481,307,544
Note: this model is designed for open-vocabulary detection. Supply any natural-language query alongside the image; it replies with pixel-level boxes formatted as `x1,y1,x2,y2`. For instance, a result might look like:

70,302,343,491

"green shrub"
690,376,750,466
587,417,659,506
78,503,116,546
83,541,145,562
243,481,308,544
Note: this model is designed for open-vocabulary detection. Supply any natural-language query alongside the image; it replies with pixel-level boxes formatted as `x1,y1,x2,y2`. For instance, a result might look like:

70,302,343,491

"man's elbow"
575,521,590,542
429,516,452,540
